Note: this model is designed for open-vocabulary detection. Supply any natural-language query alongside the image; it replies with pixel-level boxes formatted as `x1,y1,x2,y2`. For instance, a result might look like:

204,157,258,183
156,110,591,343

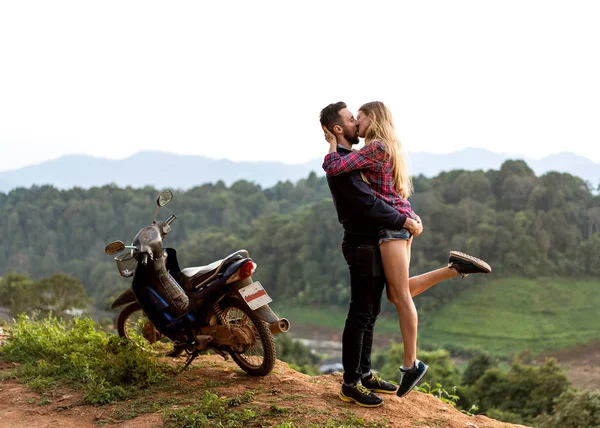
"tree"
462,352,497,386
467,358,569,424
577,233,600,276
535,389,600,428
34,274,91,318
0,161,598,310
0,273,35,317
587,206,600,237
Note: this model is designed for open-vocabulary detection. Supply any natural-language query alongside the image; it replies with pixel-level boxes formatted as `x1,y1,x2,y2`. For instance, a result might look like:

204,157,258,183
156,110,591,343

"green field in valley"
277,277,600,360
271,304,400,336
420,277,600,357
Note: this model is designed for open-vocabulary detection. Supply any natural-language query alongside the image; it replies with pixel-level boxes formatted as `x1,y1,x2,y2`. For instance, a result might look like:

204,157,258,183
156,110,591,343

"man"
319,101,490,407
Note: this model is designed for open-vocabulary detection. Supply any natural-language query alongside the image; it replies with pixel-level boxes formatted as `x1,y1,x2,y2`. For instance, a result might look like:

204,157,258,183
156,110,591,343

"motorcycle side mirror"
154,190,173,223
105,240,126,255
157,190,173,207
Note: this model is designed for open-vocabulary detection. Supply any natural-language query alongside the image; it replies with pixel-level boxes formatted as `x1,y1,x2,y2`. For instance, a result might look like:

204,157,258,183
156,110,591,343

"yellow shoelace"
355,384,372,396
370,374,384,385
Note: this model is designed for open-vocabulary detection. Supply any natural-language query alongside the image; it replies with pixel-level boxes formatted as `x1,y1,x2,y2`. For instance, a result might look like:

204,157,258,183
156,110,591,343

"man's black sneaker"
396,359,428,398
361,373,398,394
339,383,383,407
448,251,492,278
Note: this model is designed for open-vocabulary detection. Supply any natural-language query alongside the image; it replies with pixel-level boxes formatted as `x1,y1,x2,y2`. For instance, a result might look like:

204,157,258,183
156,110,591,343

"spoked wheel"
219,299,276,376
116,303,180,356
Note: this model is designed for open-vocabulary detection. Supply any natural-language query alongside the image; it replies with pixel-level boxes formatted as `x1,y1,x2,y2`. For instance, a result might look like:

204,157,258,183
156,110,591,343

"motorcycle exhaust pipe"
268,318,290,335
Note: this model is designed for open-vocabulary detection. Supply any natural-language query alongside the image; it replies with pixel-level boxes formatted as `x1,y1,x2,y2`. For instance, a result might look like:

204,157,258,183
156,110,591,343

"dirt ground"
2,324,595,427
0,355,529,428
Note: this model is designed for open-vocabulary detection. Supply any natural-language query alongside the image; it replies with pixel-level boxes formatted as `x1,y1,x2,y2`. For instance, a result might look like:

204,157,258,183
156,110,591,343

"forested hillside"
1,160,599,314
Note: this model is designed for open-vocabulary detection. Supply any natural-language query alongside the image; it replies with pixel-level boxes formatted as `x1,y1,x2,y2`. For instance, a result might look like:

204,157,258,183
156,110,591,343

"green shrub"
415,382,460,407
485,408,524,424
467,358,569,423
373,343,460,388
535,389,600,428
0,314,170,404
462,352,498,386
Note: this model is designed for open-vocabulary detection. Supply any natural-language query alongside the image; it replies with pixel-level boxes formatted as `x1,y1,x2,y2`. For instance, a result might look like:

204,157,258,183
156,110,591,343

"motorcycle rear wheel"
219,299,276,377
116,303,180,356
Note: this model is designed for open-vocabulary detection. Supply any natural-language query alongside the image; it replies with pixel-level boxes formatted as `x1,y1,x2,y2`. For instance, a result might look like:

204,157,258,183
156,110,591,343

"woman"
322,101,491,397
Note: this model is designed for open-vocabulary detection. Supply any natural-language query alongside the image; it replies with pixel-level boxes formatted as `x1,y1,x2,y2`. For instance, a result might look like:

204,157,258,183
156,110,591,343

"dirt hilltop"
0,353,529,428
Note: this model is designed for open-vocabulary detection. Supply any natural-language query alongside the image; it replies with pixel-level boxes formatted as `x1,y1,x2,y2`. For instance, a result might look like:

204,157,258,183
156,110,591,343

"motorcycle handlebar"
165,215,176,225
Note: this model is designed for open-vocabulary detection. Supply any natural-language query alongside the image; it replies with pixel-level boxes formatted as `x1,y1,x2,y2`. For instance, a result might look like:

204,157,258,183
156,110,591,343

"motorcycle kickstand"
181,350,200,371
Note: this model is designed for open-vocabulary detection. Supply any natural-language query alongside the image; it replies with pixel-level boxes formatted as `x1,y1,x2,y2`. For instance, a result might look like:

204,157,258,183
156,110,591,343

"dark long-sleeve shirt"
325,144,407,245
323,140,416,219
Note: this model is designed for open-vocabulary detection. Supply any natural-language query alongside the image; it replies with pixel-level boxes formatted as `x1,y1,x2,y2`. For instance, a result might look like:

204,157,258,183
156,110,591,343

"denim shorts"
378,228,412,245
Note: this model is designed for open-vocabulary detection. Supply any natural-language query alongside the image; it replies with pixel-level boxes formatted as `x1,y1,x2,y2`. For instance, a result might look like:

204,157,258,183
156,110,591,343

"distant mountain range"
0,148,598,193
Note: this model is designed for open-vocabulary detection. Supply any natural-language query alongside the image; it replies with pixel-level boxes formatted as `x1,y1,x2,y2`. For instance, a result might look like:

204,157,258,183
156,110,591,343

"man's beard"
343,126,360,145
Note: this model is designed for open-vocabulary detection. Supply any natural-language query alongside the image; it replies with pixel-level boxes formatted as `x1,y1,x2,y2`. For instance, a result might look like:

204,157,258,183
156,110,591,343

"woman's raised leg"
409,267,459,297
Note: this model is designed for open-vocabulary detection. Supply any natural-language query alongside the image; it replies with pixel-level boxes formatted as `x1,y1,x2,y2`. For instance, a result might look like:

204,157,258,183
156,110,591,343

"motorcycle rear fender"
228,278,284,326
225,288,290,335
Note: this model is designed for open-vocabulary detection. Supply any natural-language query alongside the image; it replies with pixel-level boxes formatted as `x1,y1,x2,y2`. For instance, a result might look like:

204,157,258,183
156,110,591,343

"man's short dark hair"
320,101,347,132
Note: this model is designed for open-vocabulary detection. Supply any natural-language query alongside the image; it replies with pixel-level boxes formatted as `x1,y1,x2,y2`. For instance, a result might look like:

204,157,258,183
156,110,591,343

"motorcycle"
105,190,289,376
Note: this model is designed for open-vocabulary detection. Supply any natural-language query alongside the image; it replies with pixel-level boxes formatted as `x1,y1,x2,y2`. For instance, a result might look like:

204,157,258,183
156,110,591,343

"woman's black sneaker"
361,373,398,394
339,383,384,407
448,251,492,278
396,360,428,398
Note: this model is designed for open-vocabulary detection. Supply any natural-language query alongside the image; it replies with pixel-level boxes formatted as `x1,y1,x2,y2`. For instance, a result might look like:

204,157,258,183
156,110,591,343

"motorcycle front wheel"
116,303,180,356
219,298,276,377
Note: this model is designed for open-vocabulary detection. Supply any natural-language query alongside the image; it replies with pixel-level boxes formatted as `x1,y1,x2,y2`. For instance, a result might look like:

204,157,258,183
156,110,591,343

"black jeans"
341,241,386,385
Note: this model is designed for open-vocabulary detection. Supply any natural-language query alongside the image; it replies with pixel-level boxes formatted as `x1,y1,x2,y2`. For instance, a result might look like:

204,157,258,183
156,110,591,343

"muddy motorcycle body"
106,191,289,376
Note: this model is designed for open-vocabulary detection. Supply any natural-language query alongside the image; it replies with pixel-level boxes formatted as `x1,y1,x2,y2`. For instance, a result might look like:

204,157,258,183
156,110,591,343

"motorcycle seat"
179,249,250,290
180,259,222,281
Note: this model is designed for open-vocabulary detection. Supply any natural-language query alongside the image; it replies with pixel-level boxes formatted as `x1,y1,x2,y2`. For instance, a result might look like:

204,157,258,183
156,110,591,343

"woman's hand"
322,125,337,153
404,217,423,237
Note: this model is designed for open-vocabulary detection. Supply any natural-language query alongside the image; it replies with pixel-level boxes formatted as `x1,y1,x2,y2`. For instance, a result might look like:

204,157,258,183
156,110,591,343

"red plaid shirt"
322,141,416,219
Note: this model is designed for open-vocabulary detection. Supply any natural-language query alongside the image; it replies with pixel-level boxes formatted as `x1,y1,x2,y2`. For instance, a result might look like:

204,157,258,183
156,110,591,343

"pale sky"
1,1,599,172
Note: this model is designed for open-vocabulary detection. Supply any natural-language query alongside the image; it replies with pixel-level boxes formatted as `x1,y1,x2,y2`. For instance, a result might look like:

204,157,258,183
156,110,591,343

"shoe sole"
396,366,428,398
369,388,397,394
449,251,492,273
339,391,383,407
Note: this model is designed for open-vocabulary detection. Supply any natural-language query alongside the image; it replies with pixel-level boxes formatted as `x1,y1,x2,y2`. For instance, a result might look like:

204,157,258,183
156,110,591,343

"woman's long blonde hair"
359,101,413,199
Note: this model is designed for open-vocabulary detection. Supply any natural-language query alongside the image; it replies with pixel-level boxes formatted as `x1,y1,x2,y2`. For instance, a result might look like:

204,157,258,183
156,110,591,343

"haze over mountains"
0,148,598,192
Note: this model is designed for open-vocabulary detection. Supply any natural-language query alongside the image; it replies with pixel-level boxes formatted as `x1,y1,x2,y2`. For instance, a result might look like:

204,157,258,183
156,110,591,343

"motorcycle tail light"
240,260,257,278
226,260,257,284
